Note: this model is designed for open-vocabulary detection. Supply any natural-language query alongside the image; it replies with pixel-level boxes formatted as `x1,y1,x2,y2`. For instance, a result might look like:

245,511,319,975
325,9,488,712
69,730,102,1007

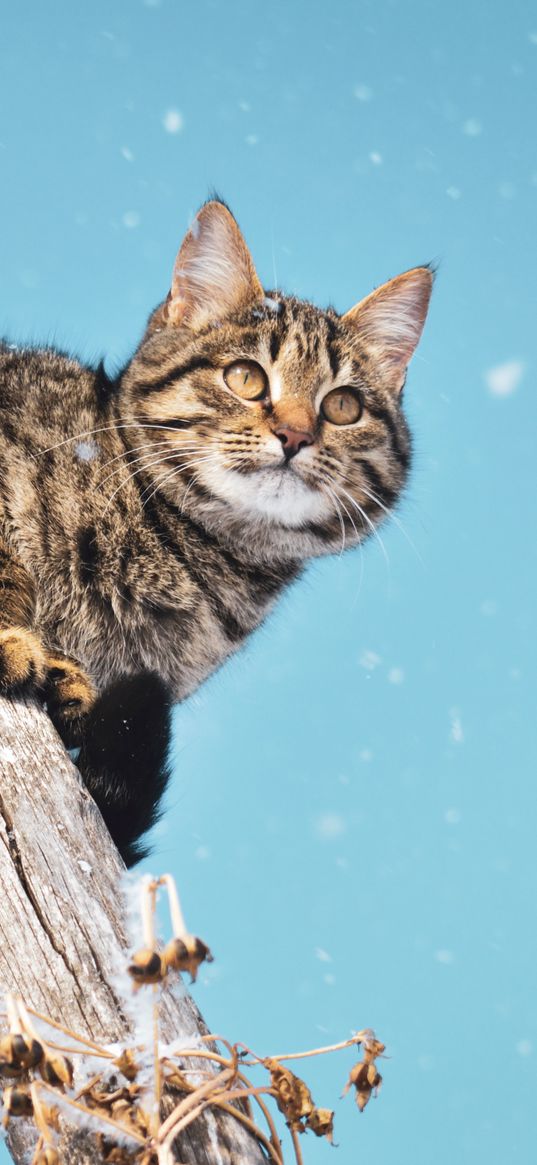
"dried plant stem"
238,1070,283,1157
289,1126,305,1165
73,1072,107,1102
26,1009,115,1057
164,1047,232,1071
215,1097,283,1165
152,985,162,1136
160,875,188,938
158,1067,236,1146
248,1030,372,1065
141,877,158,948
36,1082,147,1147
29,1084,54,1145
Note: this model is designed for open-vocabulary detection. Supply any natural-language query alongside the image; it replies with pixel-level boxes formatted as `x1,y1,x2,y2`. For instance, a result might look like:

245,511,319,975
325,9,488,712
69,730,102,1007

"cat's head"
120,200,432,562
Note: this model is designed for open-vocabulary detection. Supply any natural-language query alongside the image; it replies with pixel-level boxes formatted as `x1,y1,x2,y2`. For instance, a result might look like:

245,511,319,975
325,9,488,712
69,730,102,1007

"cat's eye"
321,388,362,426
224,360,268,401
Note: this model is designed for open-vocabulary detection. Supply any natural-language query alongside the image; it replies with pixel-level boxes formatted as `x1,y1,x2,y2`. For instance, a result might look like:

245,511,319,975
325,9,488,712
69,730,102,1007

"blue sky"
1,1,536,1162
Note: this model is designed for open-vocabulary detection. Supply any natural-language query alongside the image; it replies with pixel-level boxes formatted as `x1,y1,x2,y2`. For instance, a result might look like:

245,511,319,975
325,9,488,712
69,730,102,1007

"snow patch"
263,296,281,314
314,812,346,841
444,808,461,826
163,109,184,134
462,118,482,136
75,439,99,462
359,649,381,671
484,359,524,397
194,845,210,861
122,210,141,229
450,709,464,744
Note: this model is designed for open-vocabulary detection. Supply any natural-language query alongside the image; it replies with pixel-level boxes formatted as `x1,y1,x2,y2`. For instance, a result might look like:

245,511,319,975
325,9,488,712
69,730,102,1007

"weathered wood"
0,693,266,1164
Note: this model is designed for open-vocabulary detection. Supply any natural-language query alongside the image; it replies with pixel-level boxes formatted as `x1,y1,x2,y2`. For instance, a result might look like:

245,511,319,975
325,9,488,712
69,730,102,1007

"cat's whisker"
138,453,225,510
100,452,221,515
357,482,423,566
95,439,173,478
314,470,362,554
179,474,199,515
177,452,249,516
34,420,200,458
95,443,216,490
141,450,252,514
312,468,366,602
321,483,346,556
333,481,390,567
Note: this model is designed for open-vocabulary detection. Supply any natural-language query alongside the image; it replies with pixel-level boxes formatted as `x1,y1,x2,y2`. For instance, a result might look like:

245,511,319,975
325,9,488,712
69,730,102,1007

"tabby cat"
0,200,432,863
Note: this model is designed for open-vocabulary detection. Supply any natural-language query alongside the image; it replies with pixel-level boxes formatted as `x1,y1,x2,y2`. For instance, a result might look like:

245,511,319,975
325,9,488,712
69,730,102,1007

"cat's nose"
274,426,315,460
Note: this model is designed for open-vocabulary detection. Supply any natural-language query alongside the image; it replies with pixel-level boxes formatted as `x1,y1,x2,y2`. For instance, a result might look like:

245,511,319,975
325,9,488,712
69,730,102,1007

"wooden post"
0,694,266,1164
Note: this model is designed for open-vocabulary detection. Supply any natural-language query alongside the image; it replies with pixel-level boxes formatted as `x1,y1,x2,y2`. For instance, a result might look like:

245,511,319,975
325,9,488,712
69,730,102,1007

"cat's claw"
44,656,97,747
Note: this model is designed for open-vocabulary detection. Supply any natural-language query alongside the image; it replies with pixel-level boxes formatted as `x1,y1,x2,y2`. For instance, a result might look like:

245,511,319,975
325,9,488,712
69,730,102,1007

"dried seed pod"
98,1140,135,1165
0,1033,43,1072
113,1048,139,1081
39,1053,74,1089
162,935,213,982
0,1055,24,1079
342,1059,382,1111
127,948,163,986
306,1107,335,1142
2,1085,34,1118
362,1037,385,1060
264,1059,315,1131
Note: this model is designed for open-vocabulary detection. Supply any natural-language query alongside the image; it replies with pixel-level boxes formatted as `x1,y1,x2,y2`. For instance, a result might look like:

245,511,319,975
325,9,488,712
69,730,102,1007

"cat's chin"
197,463,332,528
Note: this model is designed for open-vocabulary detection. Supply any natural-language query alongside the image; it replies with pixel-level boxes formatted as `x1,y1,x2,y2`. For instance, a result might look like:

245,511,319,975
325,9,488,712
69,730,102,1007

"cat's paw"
45,656,97,747
0,627,47,692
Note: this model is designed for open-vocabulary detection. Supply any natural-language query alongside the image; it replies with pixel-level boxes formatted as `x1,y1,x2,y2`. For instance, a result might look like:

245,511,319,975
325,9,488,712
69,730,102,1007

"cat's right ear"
162,201,264,329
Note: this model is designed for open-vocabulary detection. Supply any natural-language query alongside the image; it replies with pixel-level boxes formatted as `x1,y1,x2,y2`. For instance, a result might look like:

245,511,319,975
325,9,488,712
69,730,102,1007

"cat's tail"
77,672,172,867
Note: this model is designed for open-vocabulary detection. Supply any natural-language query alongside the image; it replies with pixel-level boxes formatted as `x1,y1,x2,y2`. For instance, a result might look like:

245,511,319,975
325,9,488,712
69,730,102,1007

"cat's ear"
342,267,433,393
164,201,264,329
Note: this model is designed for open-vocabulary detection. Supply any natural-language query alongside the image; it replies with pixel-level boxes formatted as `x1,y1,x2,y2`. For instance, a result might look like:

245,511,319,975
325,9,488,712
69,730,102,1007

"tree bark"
0,693,266,1164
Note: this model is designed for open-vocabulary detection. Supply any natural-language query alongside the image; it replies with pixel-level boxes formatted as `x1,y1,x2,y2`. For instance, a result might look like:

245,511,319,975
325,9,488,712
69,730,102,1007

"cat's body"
0,200,432,863
0,342,297,701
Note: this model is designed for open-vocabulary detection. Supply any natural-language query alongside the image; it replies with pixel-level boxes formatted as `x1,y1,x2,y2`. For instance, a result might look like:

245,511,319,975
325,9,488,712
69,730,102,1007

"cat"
0,199,433,864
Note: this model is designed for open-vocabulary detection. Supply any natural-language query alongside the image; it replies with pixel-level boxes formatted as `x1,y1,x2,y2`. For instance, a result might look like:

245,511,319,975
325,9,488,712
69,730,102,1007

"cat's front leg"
0,532,96,743
0,533,48,690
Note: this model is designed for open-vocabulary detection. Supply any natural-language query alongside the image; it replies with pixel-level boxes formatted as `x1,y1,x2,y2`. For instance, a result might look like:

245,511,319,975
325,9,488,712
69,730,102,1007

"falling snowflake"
314,813,346,841
462,118,482,136
359,649,381,671
122,210,141,229
484,360,525,397
163,109,184,134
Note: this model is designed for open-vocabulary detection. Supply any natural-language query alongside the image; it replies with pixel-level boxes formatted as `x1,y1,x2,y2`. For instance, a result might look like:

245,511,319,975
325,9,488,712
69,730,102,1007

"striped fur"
0,203,432,712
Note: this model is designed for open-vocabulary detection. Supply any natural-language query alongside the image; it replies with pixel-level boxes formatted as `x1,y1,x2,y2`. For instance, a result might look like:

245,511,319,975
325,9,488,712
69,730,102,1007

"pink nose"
274,426,314,460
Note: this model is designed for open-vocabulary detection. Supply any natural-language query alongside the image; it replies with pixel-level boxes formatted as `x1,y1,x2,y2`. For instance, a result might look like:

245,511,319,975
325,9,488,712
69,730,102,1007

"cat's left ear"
342,267,433,394
164,201,264,329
